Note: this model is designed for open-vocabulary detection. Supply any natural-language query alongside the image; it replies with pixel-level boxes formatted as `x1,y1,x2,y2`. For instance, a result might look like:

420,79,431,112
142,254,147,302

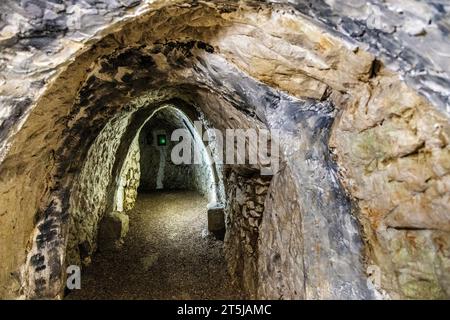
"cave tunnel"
0,0,449,301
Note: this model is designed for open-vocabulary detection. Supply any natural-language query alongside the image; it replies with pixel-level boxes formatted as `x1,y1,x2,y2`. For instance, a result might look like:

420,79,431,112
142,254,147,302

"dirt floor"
66,190,244,300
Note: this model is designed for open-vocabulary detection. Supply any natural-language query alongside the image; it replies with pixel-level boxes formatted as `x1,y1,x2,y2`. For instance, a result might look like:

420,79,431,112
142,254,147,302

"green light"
157,134,167,146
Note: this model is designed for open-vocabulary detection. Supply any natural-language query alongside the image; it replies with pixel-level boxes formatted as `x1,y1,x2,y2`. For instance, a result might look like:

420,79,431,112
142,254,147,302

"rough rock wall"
257,164,305,299
0,0,147,162
0,0,449,299
288,0,450,114
260,97,375,299
330,70,450,299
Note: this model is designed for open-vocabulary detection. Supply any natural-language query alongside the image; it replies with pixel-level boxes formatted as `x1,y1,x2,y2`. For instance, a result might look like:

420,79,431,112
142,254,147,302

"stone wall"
224,168,271,297
67,113,131,267
118,135,141,212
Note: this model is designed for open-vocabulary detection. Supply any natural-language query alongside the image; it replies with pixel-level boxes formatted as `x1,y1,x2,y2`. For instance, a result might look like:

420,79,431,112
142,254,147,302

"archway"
65,103,238,299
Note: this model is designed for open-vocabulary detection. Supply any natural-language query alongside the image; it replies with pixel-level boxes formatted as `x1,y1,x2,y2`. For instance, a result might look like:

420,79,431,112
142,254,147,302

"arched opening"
1,0,449,300
64,103,240,299
134,105,220,205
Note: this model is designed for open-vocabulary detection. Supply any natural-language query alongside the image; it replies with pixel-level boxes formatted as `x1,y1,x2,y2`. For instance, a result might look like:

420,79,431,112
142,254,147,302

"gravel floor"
66,190,244,300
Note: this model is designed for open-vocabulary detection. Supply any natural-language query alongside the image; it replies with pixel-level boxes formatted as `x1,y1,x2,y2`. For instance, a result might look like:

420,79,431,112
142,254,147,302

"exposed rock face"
259,97,374,299
331,73,450,299
286,0,450,113
0,0,448,300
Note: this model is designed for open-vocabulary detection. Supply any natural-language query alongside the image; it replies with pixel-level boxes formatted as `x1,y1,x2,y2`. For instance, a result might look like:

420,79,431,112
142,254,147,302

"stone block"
207,203,225,240
98,211,129,252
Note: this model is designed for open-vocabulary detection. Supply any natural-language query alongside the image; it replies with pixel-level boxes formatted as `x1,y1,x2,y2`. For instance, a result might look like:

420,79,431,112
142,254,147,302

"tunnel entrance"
65,105,238,299
136,107,217,204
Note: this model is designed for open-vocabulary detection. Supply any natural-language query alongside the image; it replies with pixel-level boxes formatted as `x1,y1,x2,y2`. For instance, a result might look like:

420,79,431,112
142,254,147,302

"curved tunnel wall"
0,1,448,300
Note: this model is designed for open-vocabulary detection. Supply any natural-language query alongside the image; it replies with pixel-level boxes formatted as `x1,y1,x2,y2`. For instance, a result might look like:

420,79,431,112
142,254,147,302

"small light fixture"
157,134,167,146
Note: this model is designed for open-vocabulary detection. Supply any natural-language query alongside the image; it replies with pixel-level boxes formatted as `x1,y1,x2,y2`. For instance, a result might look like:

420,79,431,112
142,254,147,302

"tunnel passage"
66,103,223,269
0,0,449,300
66,104,238,299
